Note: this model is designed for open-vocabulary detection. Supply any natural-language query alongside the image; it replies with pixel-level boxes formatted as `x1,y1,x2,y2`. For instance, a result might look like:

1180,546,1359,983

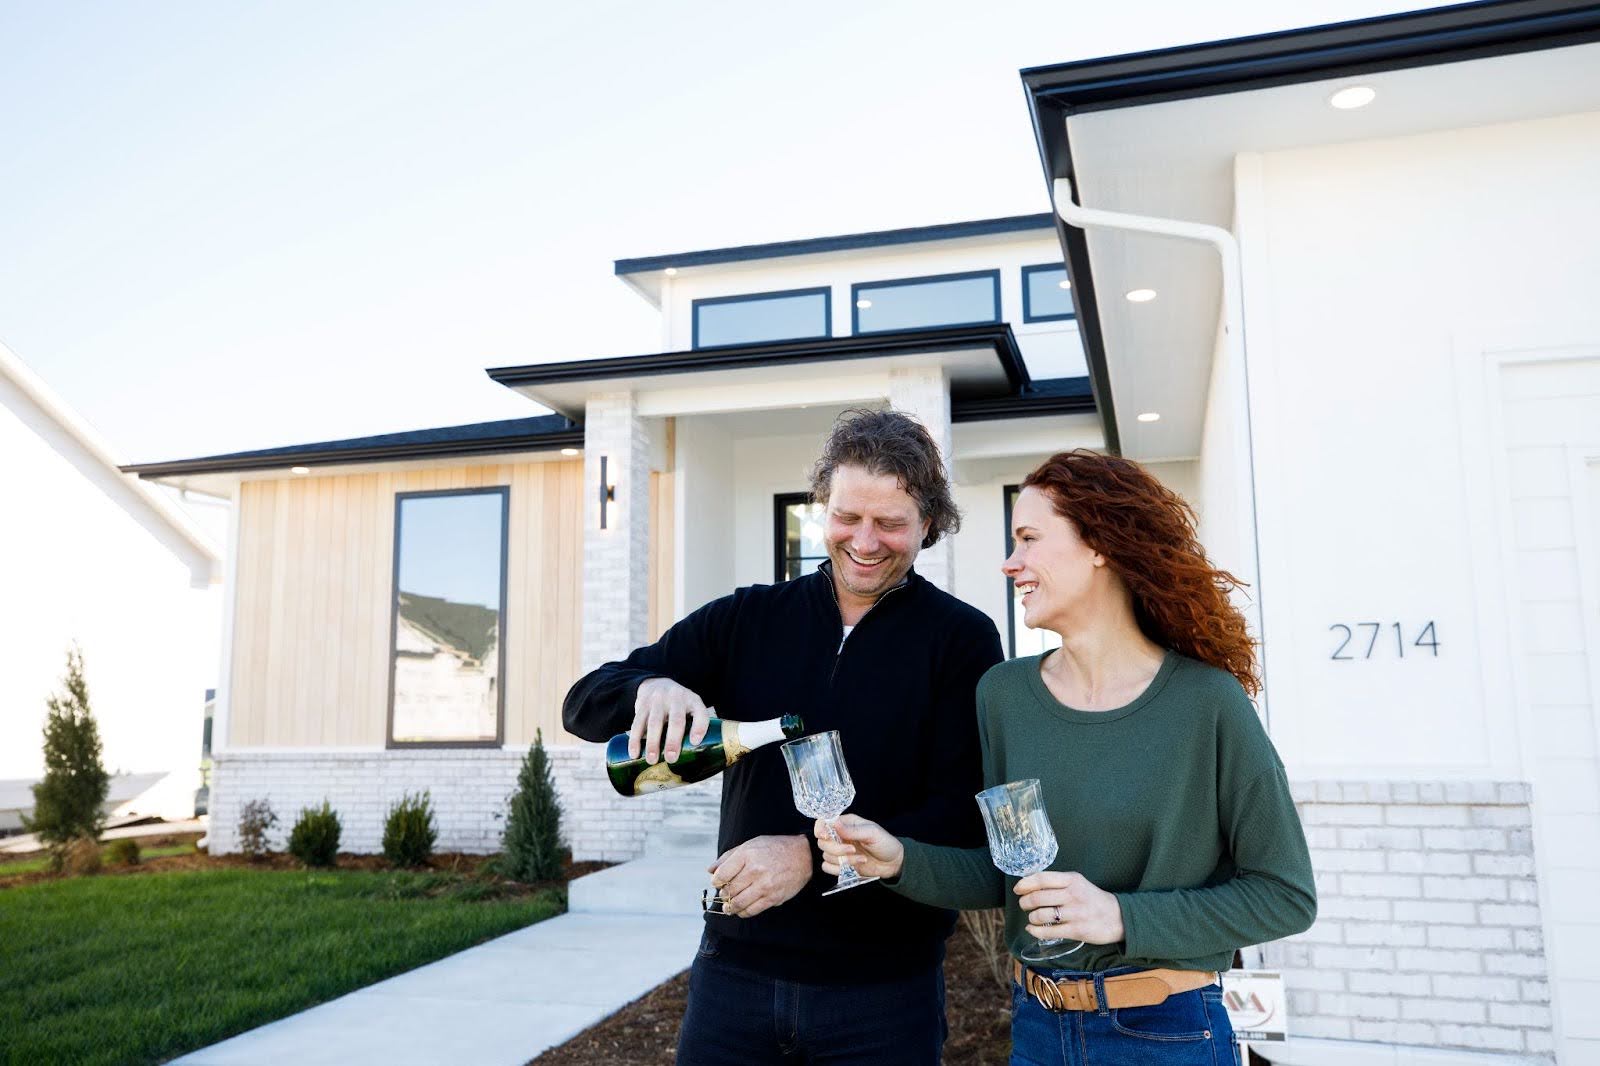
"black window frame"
386,485,510,750
1003,483,1021,659
1021,263,1077,324
691,286,833,350
773,491,827,583
849,269,1002,335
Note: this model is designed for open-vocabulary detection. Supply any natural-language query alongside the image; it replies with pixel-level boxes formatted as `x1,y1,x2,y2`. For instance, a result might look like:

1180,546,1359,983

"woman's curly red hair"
1022,450,1259,697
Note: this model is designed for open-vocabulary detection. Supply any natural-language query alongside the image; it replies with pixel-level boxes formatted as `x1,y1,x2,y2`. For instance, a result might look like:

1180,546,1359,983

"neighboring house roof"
614,213,1056,276
0,340,219,587
121,414,583,479
1020,0,1600,457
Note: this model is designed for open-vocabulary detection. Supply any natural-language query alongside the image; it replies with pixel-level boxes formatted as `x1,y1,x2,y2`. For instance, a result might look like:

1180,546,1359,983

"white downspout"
1051,177,1269,726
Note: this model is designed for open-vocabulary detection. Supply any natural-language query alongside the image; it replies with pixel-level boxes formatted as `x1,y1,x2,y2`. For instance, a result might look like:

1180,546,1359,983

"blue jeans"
676,931,948,1064
1010,966,1240,1066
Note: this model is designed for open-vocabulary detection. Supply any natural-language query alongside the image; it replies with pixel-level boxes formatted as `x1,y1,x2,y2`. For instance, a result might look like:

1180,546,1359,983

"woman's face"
1001,485,1105,633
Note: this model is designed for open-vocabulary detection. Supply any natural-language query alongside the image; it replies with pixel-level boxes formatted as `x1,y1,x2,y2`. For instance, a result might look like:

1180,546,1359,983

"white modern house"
122,0,1600,1062
1018,1,1599,1062
0,340,220,825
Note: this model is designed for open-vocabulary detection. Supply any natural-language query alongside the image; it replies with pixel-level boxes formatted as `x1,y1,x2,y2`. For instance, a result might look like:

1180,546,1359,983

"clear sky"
1,0,1428,468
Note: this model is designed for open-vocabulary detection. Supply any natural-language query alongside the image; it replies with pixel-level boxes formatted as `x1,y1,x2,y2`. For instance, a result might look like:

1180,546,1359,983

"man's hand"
1015,871,1125,946
630,677,711,764
707,835,812,919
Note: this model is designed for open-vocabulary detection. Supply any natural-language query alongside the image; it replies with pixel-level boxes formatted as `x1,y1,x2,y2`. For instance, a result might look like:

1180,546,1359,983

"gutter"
1051,177,1270,726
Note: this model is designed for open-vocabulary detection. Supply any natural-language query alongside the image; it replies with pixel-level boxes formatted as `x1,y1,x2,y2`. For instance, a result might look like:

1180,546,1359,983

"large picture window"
774,492,828,582
693,287,832,349
1021,264,1076,323
388,487,508,747
1004,485,1064,660
851,270,1000,334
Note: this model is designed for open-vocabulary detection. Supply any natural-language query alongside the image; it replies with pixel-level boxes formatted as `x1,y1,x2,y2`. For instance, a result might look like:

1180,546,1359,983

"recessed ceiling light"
1328,85,1376,110
290,466,311,475
1125,288,1157,303
1136,412,1161,423
1057,279,1072,290
560,448,579,456
856,299,872,309
664,267,678,276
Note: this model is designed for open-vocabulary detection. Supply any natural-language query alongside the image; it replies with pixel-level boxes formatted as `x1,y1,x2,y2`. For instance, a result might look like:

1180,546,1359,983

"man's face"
822,464,930,606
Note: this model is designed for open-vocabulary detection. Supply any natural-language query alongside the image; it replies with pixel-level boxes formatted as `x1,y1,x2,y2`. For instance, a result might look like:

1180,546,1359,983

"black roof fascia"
486,323,1031,398
1020,0,1600,457
614,214,1055,276
951,376,1095,423
121,415,583,479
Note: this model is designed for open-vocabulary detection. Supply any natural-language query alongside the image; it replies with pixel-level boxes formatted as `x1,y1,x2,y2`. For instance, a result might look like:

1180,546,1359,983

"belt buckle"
1031,975,1065,1012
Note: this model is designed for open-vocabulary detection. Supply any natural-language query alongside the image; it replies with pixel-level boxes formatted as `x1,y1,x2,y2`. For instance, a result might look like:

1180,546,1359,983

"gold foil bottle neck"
722,720,752,763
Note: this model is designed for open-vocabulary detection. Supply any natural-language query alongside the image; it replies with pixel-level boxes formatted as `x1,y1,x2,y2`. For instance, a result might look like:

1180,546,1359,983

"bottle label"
723,721,751,763
632,762,686,794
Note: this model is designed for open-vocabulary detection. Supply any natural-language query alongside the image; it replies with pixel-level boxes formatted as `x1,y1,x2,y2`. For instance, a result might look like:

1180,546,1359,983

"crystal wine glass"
976,779,1082,962
782,730,878,896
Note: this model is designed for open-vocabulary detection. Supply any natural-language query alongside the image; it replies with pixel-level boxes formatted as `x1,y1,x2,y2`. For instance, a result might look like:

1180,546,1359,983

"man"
563,408,1002,1065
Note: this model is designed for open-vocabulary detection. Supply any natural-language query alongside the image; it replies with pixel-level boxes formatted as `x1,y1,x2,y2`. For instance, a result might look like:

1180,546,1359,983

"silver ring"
1053,906,1062,925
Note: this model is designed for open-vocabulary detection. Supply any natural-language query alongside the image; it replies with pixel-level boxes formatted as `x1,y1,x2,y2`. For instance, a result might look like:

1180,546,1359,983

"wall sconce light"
599,454,616,529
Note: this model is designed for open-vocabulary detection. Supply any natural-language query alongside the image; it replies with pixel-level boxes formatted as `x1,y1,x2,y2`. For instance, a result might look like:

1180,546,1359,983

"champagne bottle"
606,714,806,796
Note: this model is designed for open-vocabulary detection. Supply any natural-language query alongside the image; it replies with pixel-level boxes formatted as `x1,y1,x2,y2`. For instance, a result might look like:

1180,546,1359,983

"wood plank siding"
227,461,589,748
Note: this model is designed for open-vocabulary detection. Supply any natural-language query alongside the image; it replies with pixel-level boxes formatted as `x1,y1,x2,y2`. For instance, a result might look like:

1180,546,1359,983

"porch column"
582,392,652,672
888,366,954,594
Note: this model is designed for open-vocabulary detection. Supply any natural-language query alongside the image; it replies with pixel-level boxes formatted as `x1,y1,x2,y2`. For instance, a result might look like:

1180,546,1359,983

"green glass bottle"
606,714,806,796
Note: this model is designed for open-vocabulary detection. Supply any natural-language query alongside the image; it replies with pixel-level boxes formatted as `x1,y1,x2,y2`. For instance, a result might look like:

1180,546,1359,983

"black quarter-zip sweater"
562,561,1003,983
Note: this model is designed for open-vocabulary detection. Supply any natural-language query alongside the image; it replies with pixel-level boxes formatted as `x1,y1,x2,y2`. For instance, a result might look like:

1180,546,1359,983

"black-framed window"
1021,264,1076,323
387,487,509,748
1003,484,1064,660
851,269,1000,335
692,287,832,349
774,492,828,582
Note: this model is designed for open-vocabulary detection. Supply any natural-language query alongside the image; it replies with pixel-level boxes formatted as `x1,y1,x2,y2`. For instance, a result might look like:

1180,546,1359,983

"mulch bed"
0,834,608,897
528,914,1014,1065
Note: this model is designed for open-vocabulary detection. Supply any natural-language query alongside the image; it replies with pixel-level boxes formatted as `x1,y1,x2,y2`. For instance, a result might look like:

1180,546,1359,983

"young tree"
497,729,566,882
24,645,111,855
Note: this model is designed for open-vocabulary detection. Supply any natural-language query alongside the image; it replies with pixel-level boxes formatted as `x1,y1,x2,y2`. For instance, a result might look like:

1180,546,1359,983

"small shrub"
497,729,566,883
24,646,111,853
959,909,1011,994
382,790,438,868
106,839,141,866
287,800,341,868
237,798,278,860
63,835,102,876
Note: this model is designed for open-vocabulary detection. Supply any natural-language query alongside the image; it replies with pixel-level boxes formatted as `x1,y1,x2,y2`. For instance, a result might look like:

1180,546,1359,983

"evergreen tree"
497,729,565,882
24,645,111,854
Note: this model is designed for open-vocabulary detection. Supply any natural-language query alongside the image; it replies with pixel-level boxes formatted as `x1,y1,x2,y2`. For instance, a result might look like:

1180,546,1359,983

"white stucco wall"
1236,109,1600,1061
0,400,220,802
674,415,736,616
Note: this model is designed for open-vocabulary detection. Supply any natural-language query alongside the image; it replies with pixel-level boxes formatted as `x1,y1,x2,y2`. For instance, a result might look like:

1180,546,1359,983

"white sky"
2,0,1431,466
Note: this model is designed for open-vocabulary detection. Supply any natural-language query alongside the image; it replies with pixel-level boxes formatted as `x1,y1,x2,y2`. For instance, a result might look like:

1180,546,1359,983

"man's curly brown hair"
810,408,960,549
1022,449,1259,696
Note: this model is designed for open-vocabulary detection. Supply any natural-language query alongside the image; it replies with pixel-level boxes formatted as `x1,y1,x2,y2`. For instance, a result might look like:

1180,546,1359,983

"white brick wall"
207,744,718,863
1262,779,1552,1060
582,392,653,673
887,367,954,593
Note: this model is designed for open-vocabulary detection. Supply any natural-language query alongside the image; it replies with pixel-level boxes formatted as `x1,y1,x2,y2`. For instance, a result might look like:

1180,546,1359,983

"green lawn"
0,867,563,1066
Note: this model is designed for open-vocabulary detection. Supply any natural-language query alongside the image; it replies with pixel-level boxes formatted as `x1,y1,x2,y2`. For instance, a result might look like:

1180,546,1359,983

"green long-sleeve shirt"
892,649,1316,972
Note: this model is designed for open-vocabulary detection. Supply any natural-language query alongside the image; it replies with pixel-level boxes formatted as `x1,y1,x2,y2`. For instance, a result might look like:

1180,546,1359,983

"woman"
816,450,1316,1066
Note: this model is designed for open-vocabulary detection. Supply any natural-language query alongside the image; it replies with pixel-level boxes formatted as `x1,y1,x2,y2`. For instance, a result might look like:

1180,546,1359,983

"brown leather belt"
1012,960,1216,1012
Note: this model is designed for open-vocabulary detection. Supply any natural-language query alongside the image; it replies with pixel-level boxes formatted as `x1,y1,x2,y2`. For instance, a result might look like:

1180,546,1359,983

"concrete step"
642,826,718,859
568,856,711,917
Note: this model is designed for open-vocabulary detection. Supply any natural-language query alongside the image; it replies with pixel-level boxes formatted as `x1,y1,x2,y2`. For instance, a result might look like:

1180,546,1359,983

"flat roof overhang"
486,324,1032,421
122,415,584,497
1021,0,1600,459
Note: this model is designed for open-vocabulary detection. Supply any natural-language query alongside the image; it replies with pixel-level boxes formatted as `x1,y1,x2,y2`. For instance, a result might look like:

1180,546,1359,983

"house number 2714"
1329,621,1439,660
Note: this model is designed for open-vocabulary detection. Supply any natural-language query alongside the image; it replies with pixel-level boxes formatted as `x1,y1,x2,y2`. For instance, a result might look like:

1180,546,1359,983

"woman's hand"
813,814,905,880
1015,871,1125,946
